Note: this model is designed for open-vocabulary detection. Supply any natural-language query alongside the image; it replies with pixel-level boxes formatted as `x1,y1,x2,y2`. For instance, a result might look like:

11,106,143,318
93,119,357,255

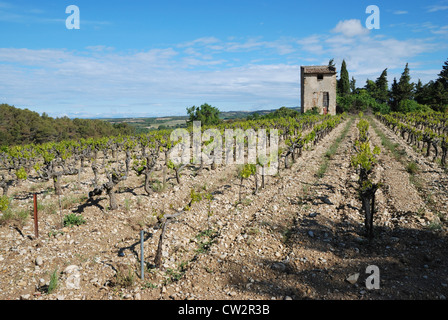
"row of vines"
0,113,346,214
376,111,448,167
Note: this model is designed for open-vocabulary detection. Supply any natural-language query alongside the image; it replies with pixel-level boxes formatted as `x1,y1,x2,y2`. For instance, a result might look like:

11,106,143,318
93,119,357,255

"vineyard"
0,111,447,300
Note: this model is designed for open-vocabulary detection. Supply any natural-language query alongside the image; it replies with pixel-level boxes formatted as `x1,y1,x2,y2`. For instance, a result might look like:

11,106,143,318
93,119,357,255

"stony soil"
0,114,447,301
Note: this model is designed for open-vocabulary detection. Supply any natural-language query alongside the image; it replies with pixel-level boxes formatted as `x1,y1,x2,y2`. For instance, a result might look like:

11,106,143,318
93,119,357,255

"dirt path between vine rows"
143,117,354,300
369,115,448,221
158,114,448,301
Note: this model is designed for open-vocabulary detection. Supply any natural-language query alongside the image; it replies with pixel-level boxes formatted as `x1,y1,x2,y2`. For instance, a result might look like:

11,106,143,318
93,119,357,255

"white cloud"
0,45,302,117
332,19,370,37
393,10,408,15
431,25,448,35
0,19,443,118
85,45,115,52
427,5,448,12
178,37,220,48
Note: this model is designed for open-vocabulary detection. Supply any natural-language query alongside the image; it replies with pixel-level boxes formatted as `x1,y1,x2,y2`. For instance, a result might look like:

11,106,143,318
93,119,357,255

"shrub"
63,213,86,227
397,99,432,113
15,167,27,181
0,196,9,212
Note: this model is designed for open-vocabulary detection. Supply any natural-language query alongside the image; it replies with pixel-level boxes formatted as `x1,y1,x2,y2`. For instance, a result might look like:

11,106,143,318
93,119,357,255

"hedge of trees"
0,104,134,147
336,58,448,114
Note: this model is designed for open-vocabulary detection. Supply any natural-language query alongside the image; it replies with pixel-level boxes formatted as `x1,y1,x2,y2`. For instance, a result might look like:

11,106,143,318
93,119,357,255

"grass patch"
247,227,260,236
194,229,218,254
427,219,443,231
406,161,420,175
165,261,188,283
316,116,354,179
142,282,158,289
151,179,165,192
0,205,29,227
280,227,294,244
124,198,131,212
114,268,136,288
61,195,87,210
368,116,406,161
33,200,58,215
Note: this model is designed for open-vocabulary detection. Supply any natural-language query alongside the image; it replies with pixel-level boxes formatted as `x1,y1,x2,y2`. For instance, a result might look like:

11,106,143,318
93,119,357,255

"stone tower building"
301,65,337,115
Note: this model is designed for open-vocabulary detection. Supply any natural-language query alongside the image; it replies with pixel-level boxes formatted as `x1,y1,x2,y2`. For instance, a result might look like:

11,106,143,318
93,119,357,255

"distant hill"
0,103,134,147
104,107,302,132
0,104,301,146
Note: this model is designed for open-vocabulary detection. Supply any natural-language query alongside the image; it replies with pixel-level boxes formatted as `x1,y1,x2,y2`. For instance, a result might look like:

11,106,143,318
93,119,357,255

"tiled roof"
301,66,337,74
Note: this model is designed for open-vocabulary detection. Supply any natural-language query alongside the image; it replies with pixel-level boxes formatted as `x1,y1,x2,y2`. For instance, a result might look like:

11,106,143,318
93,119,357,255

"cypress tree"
338,60,350,96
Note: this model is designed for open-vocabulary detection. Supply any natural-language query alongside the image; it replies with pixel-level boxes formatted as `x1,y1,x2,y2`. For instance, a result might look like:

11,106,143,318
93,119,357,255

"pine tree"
414,79,425,104
374,69,388,104
436,57,448,90
389,78,399,111
432,80,448,111
338,60,350,96
397,63,414,102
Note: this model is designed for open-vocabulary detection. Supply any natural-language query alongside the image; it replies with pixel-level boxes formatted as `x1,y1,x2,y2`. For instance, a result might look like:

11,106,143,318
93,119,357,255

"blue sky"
1,0,447,118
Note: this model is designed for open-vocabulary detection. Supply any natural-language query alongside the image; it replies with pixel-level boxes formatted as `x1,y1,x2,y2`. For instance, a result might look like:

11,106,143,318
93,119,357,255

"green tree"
431,80,448,111
328,58,336,72
0,104,134,146
414,79,424,103
186,103,221,126
433,58,448,111
389,78,400,111
397,63,414,104
350,77,357,94
436,57,448,90
374,68,389,104
364,79,377,96
338,60,350,96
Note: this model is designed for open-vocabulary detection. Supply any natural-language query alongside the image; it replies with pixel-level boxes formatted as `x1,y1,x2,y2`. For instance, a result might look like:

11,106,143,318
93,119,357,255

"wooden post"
33,193,38,238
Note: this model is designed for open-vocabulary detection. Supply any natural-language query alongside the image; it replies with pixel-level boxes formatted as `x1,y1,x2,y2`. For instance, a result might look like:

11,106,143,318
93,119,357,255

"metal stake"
140,230,144,280
33,194,38,238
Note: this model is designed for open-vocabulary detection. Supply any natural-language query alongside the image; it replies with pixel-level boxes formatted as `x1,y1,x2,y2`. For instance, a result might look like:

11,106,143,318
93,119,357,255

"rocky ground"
0,114,447,301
